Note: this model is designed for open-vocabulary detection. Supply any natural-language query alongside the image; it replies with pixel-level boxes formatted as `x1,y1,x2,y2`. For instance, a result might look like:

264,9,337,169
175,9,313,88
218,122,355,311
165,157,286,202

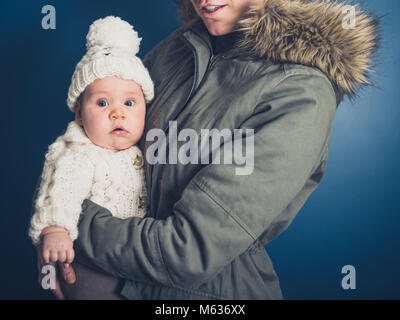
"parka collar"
178,0,380,98
210,31,241,55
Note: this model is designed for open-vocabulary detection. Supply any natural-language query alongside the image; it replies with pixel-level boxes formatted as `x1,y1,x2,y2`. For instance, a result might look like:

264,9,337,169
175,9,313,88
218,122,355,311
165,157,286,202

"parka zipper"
149,39,223,204
164,43,221,134
207,54,219,72
162,37,200,135
194,54,220,95
150,37,204,201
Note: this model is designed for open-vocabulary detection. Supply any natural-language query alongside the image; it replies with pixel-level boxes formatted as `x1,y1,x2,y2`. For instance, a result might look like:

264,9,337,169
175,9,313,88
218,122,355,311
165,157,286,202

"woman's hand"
58,261,77,285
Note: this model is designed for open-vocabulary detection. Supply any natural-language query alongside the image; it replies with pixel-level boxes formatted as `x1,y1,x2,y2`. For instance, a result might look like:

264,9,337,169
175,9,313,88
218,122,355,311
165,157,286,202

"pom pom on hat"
67,16,154,112
86,16,141,55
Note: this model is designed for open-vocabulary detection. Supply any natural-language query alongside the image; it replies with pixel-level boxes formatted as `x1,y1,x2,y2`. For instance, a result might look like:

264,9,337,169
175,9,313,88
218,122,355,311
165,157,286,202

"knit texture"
67,16,154,111
29,121,147,245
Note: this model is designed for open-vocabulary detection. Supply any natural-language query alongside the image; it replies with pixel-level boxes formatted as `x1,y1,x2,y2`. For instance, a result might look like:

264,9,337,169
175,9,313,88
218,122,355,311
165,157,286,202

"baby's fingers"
58,250,67,263
50,250,58,263
42,249,50,264
66,248,75,265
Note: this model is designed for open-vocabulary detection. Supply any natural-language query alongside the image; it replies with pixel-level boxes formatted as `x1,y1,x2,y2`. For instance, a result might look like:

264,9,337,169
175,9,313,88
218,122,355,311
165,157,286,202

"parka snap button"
133,155,144,169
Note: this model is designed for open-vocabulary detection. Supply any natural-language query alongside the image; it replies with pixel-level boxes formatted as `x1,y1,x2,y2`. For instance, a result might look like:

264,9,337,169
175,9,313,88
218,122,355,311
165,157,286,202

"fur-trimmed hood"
175,0,380,97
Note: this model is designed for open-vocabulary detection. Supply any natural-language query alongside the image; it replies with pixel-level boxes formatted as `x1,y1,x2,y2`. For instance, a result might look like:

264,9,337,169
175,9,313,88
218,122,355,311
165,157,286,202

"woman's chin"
204,21,235,36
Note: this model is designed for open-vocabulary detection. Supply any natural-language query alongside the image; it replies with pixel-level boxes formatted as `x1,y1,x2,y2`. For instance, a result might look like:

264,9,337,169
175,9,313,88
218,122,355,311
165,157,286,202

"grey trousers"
59,262,126,300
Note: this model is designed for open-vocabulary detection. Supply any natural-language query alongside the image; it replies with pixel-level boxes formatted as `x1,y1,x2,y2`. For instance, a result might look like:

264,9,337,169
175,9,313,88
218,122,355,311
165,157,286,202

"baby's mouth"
110,127,128,135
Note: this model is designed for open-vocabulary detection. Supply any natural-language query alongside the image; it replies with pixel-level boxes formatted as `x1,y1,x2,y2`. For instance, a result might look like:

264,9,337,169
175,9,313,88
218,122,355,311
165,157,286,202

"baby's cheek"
85,126,106,146
135,121,146,139
131,114,145,132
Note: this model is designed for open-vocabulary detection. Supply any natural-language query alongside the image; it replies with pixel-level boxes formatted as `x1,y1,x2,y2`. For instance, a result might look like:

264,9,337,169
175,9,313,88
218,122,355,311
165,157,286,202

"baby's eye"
124,99,135,107
97,99,108,107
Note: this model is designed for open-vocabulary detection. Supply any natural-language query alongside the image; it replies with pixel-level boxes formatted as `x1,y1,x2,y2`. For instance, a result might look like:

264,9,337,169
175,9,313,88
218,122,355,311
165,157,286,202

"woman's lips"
200,5,227,18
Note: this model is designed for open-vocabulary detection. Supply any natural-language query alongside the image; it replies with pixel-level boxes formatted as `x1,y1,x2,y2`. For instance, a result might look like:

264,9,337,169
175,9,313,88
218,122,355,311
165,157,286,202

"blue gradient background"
0,1,398,299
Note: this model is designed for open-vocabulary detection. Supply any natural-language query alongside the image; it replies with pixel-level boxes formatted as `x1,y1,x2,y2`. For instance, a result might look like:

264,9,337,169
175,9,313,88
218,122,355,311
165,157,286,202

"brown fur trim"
176,0,380,97
237,0,380,96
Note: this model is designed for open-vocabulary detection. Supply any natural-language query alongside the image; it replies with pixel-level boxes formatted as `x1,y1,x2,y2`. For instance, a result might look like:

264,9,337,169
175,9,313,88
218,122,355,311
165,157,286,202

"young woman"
43,0,379,299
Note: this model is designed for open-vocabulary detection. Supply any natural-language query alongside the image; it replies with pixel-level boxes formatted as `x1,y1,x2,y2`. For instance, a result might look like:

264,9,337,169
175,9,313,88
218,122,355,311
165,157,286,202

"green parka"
74,0,379,299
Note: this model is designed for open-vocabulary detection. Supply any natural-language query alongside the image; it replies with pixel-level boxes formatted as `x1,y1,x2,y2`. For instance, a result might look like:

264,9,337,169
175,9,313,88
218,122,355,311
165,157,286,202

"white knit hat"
67,16,154,112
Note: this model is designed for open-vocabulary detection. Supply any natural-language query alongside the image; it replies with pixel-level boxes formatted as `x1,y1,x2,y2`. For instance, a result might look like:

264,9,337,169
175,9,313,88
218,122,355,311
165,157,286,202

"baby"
29,16,153,291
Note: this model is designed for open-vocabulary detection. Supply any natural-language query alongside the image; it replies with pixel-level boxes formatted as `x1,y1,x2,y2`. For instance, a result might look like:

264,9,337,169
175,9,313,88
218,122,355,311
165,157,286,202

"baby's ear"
74,101,83,126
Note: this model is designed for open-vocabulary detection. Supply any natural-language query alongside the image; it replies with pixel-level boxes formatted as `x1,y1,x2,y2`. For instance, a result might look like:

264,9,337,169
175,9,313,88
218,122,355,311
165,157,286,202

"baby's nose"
109,106,126,120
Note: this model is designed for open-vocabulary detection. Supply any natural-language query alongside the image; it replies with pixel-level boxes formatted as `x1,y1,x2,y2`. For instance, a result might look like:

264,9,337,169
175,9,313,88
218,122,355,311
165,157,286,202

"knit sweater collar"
63,121,92,144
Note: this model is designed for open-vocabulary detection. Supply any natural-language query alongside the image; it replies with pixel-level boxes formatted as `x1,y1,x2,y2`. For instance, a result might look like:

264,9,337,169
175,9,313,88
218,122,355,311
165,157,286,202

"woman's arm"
75,71,337,289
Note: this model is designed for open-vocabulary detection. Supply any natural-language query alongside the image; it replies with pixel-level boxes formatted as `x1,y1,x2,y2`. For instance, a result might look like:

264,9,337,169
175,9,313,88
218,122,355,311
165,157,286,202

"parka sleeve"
75,71,337,288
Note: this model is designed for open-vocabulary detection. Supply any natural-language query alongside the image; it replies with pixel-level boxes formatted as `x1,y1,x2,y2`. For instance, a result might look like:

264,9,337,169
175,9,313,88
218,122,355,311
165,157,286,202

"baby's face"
76,76,146,150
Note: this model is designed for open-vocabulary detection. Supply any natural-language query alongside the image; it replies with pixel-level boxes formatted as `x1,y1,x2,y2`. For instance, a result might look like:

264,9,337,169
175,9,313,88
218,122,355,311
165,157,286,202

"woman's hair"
173,0,198,25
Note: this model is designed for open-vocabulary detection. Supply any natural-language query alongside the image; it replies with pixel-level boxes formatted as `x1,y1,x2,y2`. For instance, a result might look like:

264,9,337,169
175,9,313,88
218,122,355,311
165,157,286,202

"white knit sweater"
29,121,147,245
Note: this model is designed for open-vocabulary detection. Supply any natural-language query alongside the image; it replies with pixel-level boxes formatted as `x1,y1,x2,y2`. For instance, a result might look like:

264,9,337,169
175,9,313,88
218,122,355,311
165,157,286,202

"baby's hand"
41,226,75,265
